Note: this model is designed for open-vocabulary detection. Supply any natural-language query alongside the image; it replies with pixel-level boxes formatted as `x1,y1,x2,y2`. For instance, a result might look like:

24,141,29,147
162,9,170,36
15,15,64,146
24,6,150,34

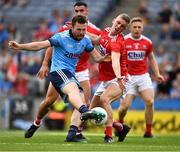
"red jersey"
98,27,128,81
125,33,154,75
58,21,101,72
33,29,52,40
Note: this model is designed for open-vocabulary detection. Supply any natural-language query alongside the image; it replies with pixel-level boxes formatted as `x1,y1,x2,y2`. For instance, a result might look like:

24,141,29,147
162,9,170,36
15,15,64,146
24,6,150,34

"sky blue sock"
66,125,78,141
79,105,89,113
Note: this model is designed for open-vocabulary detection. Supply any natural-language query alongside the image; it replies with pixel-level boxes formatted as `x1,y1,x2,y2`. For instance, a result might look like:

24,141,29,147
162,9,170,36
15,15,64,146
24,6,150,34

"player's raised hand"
8,41,21,51
65,21,72,28
37,64,49,79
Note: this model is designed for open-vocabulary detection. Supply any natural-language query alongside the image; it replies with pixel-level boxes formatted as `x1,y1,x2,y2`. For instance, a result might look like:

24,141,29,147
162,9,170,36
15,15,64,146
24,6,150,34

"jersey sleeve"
84,37,94,53
87,23,102,35
148,41,154,53
48,33,62,47
58,25,69,32
110,41,122,53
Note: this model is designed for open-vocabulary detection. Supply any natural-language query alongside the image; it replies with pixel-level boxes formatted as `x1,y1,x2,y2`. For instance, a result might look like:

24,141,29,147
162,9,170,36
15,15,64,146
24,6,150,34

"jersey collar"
69,29,81,41
130,33,142,40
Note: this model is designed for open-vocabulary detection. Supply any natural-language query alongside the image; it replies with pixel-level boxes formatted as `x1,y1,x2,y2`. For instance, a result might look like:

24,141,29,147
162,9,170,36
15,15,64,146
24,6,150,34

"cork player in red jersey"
88,13,132,143
116,17,164,138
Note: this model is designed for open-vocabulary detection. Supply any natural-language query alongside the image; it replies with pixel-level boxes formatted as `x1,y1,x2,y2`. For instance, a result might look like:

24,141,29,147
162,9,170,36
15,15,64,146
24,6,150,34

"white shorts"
94,75,132,99
75,69,89,82
127,73,153,95
94,78,117,96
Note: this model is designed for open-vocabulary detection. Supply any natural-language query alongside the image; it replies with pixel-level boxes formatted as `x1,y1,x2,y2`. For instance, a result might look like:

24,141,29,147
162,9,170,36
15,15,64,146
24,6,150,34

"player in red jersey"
88,13,131,143
116,17,164,138
24,2,101,142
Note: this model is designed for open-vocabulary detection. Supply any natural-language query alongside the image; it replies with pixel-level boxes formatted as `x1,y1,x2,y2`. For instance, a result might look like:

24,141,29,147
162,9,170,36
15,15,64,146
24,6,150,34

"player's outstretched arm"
111,51,126,90
90,48,111,63
111,51,121,79
86,32,101,45
37,47,52,79
9,40,51,52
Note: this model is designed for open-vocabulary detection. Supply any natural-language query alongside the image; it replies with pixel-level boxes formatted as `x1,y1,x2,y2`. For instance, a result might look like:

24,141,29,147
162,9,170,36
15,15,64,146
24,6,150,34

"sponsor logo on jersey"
64,51,80,58
128,51,145,61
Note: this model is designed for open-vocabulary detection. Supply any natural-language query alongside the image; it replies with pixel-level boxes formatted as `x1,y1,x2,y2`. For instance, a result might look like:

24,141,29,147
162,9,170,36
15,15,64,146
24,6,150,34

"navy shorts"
49,69,83,102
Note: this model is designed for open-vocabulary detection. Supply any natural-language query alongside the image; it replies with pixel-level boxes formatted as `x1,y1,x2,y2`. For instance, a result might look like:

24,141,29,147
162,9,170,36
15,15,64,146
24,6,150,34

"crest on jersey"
133,43,139,49
143,45,147,49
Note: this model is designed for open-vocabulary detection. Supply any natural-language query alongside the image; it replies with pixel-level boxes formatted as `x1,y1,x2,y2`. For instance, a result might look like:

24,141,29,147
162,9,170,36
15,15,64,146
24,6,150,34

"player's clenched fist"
8,41,21,50
117,76,129,90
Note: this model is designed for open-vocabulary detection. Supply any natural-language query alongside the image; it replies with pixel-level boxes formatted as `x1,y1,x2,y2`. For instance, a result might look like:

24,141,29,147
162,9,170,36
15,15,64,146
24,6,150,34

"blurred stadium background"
0,0,180,136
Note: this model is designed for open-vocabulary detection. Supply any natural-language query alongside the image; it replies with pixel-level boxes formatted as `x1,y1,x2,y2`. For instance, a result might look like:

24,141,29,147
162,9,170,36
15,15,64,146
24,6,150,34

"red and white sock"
145,124,152,134
33,118,42,127
113,121,123,132
76,123,84,135
119,120,124,124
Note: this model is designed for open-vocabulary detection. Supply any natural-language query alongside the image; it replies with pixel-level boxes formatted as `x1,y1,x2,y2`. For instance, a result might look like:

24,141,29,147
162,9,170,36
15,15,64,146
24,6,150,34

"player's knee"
145,98,154,107
120,101,129,110
44,97,55,107
119,105,129,112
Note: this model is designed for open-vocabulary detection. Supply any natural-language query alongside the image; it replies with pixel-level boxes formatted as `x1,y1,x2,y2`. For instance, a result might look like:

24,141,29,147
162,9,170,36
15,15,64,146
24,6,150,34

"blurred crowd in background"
0,0,180,101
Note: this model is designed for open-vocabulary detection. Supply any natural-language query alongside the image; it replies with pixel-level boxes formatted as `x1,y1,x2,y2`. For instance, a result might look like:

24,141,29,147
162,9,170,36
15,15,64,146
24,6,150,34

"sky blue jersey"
49,30,94,74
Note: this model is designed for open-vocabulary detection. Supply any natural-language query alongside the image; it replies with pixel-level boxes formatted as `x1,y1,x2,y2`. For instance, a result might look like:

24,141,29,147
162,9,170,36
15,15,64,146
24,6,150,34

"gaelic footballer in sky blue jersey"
48,29,94,74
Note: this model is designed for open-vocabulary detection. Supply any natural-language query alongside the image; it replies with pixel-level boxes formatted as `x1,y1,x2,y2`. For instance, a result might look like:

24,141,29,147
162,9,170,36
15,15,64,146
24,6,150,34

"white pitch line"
0,142,180,148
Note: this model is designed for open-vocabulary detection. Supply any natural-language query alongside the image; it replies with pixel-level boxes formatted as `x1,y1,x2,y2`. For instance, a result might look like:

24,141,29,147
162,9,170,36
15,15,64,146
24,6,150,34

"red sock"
119,120,124,124
146,124,152,134
77,123,84,134
113,121,123,132
104,126,112,137
34,118,42,126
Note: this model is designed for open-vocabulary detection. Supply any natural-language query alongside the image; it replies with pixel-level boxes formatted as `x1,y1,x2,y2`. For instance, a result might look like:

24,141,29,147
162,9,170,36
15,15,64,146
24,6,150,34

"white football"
90,107,108,125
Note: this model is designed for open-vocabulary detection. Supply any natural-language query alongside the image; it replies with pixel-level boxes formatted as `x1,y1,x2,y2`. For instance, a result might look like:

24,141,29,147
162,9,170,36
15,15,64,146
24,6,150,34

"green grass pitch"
0,130,180,151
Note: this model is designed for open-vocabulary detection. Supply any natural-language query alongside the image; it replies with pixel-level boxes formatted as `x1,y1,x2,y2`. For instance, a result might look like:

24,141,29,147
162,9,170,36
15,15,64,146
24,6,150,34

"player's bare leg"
112,94,133,141
70,91,103,138
69,92,86,127
118,94,134,123
65,92,86,142
99,84,122,143
64,82,104,142
139,88,154,138
90,95,101,109
80,80,91,107
36,83,59,121
71,80,91,140
25,83,59,138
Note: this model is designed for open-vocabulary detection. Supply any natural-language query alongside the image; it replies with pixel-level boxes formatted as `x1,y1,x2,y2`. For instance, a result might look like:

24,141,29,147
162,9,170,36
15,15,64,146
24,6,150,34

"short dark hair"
74,1,87,8
72,15,87,27
120,13,131,24
130,17,143,24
